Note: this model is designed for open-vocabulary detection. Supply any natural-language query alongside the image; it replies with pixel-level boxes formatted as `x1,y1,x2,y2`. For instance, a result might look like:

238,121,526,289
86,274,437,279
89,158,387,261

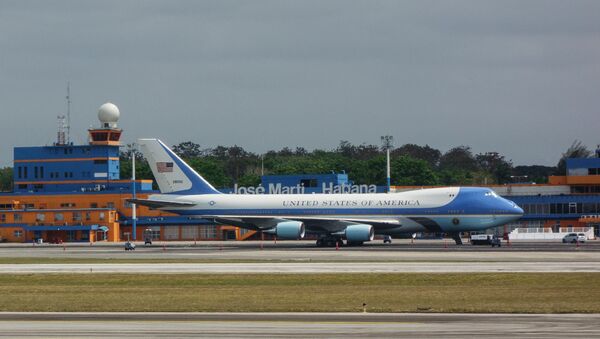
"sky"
1,0,599,167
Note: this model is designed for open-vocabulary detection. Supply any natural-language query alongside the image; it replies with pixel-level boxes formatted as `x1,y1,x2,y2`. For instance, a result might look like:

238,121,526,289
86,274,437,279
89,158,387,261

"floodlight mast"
381,135,394,193
132,148,137,240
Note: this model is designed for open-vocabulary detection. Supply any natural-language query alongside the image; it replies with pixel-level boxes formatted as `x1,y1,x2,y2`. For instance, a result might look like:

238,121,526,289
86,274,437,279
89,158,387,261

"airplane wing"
202,215,402,233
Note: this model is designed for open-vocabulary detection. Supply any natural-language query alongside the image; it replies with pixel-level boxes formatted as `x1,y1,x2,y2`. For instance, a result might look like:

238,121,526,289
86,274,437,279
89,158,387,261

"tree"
476,152,513,184
392,144,441,168
225,145,252,183
120,143,144,162
557,140,592,175
438,169,474,185
172,141,205,158
0,167,13,192
439,146,479,172
337,140,357,158
391,156,438,186
186,158,231,188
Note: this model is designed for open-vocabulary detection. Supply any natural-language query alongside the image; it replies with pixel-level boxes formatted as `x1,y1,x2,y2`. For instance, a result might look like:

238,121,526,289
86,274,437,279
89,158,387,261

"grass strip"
0,273,599,313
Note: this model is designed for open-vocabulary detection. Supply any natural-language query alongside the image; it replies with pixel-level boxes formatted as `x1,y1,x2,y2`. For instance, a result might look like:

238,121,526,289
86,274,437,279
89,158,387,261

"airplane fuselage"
152,186,523,235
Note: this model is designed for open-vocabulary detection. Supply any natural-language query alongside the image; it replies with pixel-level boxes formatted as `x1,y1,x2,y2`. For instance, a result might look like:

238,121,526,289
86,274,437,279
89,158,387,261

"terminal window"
300,179,318,187
72,212,82,222
13,230,22,238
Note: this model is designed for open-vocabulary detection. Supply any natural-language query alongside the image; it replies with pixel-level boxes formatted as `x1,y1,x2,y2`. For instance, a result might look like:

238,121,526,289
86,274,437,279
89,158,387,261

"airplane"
129,138,524,247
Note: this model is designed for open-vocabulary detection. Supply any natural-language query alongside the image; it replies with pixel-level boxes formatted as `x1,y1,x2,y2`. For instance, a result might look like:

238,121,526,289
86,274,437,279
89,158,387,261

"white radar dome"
98,102,120,124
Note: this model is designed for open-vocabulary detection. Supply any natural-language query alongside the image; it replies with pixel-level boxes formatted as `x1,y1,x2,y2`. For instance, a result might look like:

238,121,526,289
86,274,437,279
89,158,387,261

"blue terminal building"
0,103,218,243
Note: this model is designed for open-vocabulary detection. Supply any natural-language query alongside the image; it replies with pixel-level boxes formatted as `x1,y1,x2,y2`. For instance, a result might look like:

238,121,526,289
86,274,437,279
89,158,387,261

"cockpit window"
484,191,499,198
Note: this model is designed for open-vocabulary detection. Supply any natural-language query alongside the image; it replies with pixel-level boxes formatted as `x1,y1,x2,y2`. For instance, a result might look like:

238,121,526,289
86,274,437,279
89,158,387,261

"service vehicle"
470,234,501,247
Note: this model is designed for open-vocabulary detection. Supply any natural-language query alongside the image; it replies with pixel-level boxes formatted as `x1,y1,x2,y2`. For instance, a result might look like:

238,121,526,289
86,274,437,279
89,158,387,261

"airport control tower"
12,103,144,193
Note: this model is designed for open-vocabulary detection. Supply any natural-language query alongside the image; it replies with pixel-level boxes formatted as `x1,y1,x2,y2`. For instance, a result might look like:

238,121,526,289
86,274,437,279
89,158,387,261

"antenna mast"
66,82,71,144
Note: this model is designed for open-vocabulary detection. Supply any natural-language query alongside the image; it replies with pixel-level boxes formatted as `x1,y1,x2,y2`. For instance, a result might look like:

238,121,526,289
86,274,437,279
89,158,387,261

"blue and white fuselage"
157,187,522,235
132,139,524,245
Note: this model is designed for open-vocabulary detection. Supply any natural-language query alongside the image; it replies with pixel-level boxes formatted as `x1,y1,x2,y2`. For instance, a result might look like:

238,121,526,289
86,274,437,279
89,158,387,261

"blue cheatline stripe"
157,141,221,195
170,207,521,217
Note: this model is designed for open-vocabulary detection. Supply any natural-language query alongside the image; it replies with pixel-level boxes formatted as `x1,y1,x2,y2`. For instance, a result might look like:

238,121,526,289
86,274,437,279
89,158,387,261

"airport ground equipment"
470,234,501,247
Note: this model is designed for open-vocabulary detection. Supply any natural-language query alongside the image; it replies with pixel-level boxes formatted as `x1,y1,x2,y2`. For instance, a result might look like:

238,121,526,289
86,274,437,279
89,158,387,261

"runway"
0,312,598,338
0,240,599,263
2,261,600,273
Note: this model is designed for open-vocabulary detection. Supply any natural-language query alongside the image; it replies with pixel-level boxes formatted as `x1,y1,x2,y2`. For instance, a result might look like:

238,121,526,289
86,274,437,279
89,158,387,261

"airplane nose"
515,204,524,216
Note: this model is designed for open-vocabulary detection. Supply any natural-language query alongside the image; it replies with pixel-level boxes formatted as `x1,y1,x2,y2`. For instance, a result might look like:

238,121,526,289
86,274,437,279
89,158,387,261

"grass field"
1,273,599,313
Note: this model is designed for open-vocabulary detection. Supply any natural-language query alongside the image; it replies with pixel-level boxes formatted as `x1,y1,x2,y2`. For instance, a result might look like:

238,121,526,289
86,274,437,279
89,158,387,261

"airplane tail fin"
137,138,221,195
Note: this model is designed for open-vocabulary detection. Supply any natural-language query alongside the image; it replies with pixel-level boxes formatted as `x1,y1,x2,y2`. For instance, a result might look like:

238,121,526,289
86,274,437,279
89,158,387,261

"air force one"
129,139,524,247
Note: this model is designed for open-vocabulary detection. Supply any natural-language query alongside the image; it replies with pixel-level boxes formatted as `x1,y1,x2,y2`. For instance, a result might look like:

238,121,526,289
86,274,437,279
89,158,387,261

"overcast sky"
1,0,599,167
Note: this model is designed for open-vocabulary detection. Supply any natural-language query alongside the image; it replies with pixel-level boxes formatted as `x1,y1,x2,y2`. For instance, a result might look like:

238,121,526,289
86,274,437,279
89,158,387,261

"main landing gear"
449,232,463,245
316,235,344,247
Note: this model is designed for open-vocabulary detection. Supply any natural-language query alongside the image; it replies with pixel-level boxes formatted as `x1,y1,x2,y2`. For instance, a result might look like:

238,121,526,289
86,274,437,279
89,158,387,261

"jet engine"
273,221,305,239
345,224,374,242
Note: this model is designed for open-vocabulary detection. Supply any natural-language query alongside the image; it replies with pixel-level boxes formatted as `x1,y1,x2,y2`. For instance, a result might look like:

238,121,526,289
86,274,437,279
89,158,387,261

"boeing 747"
129,139,524,247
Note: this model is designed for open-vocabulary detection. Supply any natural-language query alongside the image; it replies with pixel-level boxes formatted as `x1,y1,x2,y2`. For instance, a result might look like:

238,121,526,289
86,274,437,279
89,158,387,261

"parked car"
562,233,586,243
124,241,136,251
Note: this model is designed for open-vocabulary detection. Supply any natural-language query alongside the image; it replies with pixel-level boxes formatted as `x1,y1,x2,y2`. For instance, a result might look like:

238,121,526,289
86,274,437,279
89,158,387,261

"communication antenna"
66,82,71,144
56,115,66,145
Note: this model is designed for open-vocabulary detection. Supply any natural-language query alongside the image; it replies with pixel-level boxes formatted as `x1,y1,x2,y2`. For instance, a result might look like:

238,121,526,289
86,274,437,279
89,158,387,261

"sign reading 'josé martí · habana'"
232,183,378,194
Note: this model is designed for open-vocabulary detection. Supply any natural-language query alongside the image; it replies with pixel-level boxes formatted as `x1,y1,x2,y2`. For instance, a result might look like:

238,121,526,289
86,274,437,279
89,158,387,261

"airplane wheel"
316,239,323,247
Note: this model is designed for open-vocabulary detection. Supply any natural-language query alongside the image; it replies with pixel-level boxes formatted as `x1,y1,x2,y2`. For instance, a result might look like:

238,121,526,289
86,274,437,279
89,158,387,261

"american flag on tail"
157,162,174,173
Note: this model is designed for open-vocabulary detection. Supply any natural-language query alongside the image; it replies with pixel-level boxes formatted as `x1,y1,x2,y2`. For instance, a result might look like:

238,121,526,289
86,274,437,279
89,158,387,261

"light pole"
381,135,393,193
131,146,137,241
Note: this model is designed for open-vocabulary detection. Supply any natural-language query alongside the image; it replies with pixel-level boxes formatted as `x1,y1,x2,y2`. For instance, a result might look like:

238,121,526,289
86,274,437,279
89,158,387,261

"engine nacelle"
345,224,374,242
274,221,305,239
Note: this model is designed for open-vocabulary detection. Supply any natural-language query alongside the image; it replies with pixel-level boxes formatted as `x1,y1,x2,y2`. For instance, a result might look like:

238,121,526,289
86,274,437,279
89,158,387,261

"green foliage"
237,174,261,187
391,156,438,186
439,146,479,172
186,158,231,188
557,140,592,175
7,139,588,191
438,169,474,186
0,167,13,192
392,144,441,168
476,152,513,184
